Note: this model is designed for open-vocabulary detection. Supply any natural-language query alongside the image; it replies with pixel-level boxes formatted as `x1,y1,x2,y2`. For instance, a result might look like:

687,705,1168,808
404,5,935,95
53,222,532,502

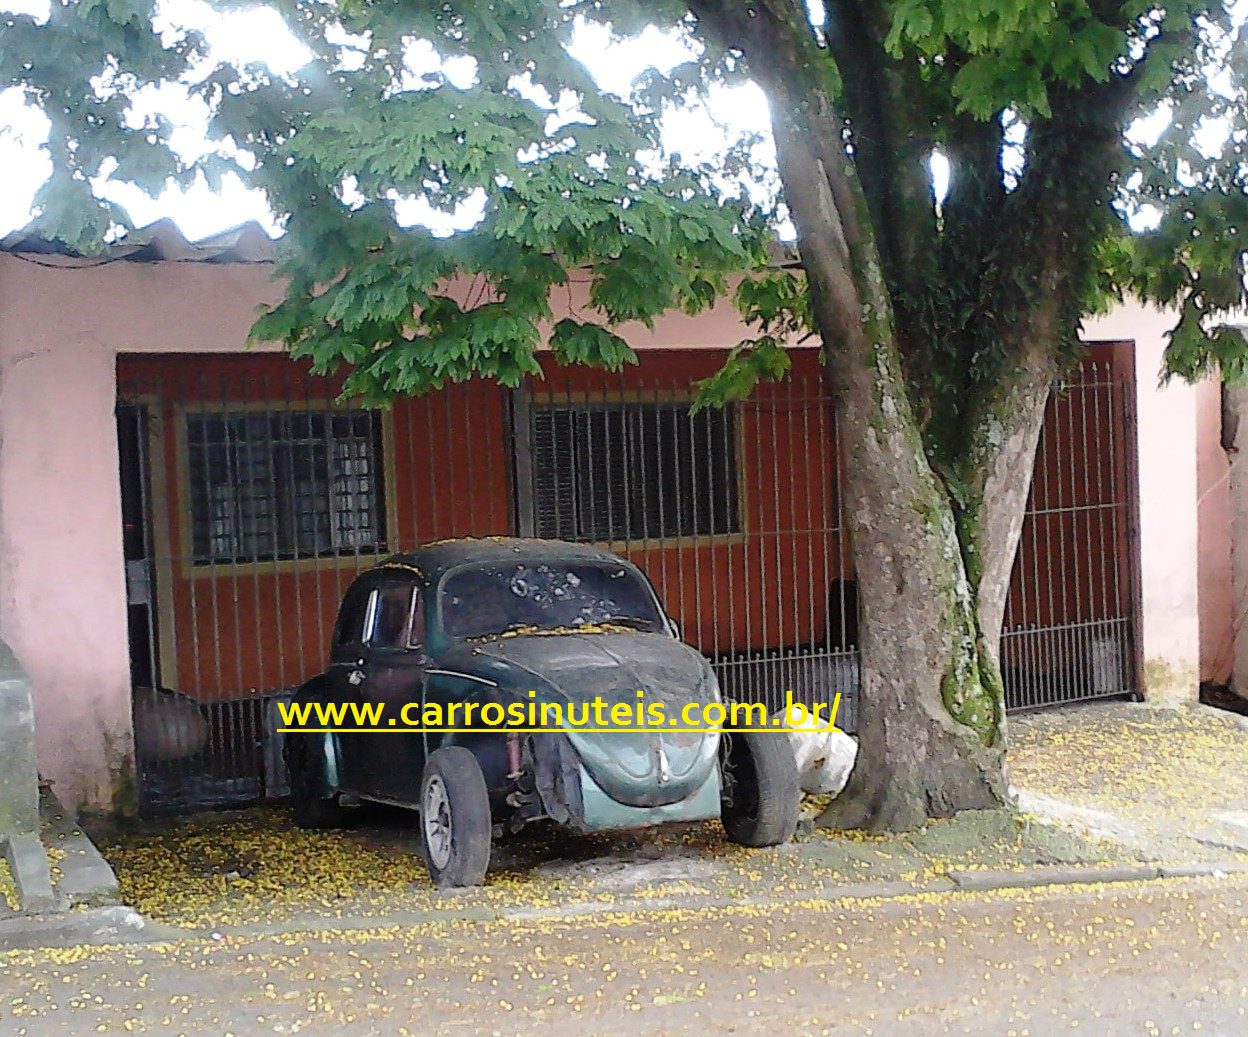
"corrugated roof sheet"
0,218,276,264
2,217,801,268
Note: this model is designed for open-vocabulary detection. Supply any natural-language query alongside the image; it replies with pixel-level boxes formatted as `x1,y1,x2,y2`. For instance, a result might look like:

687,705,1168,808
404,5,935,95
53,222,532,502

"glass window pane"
369,582,416,648
529,400,738,541
188,408,385,565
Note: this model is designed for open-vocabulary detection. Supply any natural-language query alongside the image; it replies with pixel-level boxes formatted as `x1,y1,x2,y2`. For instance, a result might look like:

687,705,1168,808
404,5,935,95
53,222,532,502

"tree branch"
824,0,937,325
687,0,873,310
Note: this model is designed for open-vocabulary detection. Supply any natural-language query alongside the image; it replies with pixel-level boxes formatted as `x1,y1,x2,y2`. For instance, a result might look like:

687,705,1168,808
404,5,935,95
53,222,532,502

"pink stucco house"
0,221,1227,814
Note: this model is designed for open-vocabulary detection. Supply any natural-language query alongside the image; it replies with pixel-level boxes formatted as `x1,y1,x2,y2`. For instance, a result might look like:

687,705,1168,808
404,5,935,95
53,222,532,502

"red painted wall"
119,344,1131,702
117,349,846,700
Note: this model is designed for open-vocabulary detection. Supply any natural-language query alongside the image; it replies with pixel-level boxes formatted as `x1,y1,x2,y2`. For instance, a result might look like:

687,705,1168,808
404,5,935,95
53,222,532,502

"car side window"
334,584,373,647
407,593,427,651
369,581,416,649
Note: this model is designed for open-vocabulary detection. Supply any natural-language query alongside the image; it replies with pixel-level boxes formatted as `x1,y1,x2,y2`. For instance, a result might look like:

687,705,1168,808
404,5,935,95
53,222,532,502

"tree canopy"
7,0,1248,827
4,1,1244,400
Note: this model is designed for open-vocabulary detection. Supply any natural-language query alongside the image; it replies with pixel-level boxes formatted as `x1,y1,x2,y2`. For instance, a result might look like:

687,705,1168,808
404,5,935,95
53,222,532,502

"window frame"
406,590,427,651
513,388,747,548
363,579,425,652
333,581,376,651
435,558,674,642
175,400,398,576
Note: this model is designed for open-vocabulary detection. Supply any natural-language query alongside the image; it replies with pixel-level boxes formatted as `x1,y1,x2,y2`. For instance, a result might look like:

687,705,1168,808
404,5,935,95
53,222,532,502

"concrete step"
2,830,54,913
39,785,120,908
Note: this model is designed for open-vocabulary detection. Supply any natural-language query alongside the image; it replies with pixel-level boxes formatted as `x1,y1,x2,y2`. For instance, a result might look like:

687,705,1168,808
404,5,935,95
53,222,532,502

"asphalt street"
4,874,1247,1036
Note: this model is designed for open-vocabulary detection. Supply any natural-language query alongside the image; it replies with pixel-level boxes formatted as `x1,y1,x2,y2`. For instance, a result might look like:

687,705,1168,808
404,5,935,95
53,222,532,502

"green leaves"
886,0,935,51
549,318,639,369
28,173,121,252
693,336,792,408
887,0,1133,118
875,0,1248,403
1164,294,1248,384
734,269,813,338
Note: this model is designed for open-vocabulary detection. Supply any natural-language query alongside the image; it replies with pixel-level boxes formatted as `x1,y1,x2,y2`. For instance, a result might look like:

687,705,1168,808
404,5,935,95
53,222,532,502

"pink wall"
0,255,284,810
1081,302,1204,702
1196,378,1234,685
0,252,786,810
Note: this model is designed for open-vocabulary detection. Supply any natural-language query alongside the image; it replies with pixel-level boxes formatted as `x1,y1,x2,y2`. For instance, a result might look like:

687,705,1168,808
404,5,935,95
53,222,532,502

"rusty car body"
284,537,799,886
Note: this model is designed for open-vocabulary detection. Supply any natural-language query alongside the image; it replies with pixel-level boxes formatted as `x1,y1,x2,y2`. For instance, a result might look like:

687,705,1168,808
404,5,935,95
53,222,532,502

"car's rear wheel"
286,732,351,829
419,747,492,888
720,730,800,847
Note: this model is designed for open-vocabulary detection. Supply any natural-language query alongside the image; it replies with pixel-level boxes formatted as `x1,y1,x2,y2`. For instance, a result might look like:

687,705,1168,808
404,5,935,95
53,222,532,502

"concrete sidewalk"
59,701,1239,941
3,700,1241,947
0,786,132,948
1010,701,1248,859
86,799,1154,937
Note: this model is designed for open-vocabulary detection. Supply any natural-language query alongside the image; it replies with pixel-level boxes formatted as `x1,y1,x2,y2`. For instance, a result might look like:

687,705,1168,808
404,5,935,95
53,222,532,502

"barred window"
187,410,385,564
529,400,738,542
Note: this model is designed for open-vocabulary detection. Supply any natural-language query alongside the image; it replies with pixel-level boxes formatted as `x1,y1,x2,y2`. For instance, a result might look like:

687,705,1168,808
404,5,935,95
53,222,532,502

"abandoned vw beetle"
285,537,799,886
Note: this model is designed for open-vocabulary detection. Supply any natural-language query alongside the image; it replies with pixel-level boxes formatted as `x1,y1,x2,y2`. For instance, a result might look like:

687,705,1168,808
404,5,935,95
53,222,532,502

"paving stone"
40,787,120,906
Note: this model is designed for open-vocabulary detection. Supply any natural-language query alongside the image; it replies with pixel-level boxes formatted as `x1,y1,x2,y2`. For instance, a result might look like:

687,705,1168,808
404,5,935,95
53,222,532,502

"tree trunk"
962,329,1063,651
685,0,1063,830
822,343,1056,829
750,25,1053,832
784,173,1057,831
815,333,1018,831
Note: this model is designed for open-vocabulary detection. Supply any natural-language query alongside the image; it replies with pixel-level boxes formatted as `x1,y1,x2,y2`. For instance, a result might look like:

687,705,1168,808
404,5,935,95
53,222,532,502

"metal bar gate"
116,344,1139,812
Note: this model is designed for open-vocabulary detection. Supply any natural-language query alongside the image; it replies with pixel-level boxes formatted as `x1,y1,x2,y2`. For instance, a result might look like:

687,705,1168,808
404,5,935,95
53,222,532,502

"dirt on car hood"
448,631,721,808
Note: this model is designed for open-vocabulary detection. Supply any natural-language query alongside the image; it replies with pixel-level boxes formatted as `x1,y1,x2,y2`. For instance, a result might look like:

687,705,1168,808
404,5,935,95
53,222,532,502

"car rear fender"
436,731,510,796
306,731,343,793
290,677,346,795
530,733,583,826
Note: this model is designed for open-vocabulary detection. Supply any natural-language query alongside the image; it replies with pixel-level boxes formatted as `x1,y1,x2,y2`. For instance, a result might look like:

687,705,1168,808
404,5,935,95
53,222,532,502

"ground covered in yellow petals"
91,703,1248,934
0,856,17,912
102,805,819,929
97,803,1128,932
1010,704,1248,859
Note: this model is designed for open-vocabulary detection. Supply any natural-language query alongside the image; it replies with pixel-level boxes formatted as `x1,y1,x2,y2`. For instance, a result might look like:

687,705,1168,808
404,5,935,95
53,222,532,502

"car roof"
372,537,631,585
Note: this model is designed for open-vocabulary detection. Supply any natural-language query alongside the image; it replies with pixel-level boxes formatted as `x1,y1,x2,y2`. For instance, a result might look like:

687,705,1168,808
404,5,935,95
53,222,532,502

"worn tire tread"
722,731,800,847
420,747,492,888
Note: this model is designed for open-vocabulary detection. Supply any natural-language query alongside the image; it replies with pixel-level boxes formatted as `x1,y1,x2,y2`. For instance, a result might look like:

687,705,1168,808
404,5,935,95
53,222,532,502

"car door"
327,577,380,795
361,577,429,802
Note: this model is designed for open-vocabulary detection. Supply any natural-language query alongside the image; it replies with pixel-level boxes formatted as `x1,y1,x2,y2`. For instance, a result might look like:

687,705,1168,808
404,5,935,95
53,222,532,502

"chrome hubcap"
423,775,453,870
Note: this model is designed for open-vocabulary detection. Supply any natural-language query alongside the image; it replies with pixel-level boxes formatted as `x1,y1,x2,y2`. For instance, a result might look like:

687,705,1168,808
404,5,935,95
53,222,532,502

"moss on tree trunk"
685,0,1078,831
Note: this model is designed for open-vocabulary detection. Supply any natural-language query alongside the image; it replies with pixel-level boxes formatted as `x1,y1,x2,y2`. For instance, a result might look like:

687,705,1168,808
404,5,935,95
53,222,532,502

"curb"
201,861,1248,942
501,878,950,925
0,905,149,951
39,787,120,907
1157,861,1248,879
948,864,1160,891
3,832,55,913
4,859,1248,952
949,860,1248,892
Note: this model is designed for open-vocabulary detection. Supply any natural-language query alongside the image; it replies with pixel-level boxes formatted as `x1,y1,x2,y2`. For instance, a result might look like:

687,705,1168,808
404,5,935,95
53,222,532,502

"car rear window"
440,561,667,640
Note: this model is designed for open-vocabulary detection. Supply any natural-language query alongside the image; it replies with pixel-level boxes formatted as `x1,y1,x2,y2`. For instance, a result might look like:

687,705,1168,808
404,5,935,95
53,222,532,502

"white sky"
0,0,774,240
0,1,1238,242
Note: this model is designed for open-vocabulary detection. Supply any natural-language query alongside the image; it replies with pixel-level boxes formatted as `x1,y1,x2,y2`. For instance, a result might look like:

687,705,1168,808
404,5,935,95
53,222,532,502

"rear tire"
720,730,800,847
419,747,493,888
286,732,350,830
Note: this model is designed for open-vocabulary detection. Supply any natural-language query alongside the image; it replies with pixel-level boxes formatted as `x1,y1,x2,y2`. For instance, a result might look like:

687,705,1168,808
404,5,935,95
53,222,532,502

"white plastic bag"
774,703,858,796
